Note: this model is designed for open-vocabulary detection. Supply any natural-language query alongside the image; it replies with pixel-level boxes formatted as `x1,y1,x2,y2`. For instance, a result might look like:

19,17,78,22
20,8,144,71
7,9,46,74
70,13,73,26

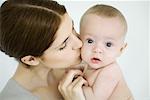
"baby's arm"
93,63,120,99
83,62,120,100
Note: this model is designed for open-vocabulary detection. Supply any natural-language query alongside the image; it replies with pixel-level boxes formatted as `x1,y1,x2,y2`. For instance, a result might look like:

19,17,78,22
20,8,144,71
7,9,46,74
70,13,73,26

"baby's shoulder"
103,62,121,72
99,63,122,79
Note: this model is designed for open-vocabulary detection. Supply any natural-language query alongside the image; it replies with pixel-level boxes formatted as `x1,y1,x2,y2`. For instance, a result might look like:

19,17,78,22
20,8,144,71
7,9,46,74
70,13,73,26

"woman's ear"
21,55,39,66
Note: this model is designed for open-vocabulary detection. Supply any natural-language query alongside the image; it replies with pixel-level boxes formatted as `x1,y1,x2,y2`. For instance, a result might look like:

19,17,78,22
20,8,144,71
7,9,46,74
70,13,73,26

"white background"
0,0,149,100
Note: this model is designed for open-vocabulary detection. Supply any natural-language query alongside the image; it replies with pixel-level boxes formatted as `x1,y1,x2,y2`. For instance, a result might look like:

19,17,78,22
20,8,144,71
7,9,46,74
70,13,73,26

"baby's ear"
120,43,127,53
121,43,127,52
118,43,127,57
21,55,39,66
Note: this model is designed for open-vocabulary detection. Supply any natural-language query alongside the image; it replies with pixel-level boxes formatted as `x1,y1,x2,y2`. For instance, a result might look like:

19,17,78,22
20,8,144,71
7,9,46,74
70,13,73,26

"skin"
40,13,82,69
13,13,86,100
80,14,133,100
80,14,126,70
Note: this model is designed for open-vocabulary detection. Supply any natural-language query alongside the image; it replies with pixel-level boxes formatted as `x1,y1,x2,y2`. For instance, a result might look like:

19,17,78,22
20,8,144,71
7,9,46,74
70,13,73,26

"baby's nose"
93,45,104,53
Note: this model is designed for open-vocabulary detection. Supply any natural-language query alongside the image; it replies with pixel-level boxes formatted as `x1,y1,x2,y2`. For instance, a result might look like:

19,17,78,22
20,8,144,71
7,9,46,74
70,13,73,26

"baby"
80,4,134,100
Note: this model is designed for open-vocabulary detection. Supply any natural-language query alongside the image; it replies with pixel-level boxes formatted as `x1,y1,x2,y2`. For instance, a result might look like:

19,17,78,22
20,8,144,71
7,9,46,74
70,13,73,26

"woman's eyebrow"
54,36,69,49
59,36,69,47
63,36,69,44
56,20,73,48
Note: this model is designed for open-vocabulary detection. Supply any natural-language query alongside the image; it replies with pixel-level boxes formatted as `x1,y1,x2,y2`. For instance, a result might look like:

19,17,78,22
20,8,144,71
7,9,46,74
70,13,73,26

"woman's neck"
48,69,66,84
13,63,51,91
12,63,65,100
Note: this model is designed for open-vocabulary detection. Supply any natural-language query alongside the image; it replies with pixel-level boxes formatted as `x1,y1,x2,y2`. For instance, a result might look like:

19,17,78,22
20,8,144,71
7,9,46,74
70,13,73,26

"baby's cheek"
81,46,86,55
81,50,86,60
81,48,86,58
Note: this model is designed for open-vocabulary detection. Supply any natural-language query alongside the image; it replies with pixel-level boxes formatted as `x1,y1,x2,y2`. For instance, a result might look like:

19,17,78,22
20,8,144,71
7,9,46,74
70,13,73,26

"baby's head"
80,4,127,69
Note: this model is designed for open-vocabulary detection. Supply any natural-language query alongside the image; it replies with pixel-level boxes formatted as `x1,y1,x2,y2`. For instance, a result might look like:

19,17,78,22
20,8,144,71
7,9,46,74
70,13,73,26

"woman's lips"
91,57,101,64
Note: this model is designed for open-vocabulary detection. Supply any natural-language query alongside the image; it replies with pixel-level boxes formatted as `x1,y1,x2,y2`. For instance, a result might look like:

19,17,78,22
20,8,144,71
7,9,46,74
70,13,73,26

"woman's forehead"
50,13,72,49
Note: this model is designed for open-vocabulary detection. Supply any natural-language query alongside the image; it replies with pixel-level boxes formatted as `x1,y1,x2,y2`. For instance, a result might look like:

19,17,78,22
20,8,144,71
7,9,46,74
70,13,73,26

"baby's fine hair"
80,4,127,34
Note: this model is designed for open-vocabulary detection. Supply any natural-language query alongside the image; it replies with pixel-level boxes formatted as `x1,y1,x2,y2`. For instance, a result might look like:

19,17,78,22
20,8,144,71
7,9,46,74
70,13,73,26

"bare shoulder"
107,63,134,100
99,62,123,80
108,78,134,100
103,62,121,71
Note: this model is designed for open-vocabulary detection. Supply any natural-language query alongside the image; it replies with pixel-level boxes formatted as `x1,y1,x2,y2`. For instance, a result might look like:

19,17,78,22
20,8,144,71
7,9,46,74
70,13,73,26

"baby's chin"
88,63,105,70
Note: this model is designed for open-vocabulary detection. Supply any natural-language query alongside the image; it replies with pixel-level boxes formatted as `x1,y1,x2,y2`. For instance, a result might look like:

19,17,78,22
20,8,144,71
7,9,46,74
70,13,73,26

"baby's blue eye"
106,42,112,47
87,39,94,44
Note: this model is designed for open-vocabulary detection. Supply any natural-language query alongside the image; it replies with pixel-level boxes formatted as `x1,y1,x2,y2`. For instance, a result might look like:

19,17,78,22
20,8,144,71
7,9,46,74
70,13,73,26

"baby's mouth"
91,57,101,64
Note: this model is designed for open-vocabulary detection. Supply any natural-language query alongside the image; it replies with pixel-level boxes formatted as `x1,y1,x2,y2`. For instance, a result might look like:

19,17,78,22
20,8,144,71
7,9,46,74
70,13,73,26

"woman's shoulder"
0,78,39,100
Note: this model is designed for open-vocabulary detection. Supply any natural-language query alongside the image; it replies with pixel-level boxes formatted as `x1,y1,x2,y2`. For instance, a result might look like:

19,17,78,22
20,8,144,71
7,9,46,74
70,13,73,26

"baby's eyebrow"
104,37,115,41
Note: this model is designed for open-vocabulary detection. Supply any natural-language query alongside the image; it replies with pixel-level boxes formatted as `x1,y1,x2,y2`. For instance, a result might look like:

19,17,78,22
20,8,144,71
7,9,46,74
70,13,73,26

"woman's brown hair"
0,0,66,61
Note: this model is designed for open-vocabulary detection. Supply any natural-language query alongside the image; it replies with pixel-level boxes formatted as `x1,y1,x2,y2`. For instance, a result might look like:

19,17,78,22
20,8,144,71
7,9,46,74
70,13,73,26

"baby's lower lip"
91,58,101,64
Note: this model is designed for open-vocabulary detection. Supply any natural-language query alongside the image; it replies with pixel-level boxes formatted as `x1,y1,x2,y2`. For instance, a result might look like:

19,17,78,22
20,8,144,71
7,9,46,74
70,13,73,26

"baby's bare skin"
83,62,134,100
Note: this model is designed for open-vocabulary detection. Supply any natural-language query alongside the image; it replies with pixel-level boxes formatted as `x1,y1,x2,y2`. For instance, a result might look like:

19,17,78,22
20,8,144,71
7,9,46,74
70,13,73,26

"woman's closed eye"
59,43,67,50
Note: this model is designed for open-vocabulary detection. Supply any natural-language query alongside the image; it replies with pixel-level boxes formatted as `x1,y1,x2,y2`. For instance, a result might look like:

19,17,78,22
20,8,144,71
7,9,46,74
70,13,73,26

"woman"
0,0,87,100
